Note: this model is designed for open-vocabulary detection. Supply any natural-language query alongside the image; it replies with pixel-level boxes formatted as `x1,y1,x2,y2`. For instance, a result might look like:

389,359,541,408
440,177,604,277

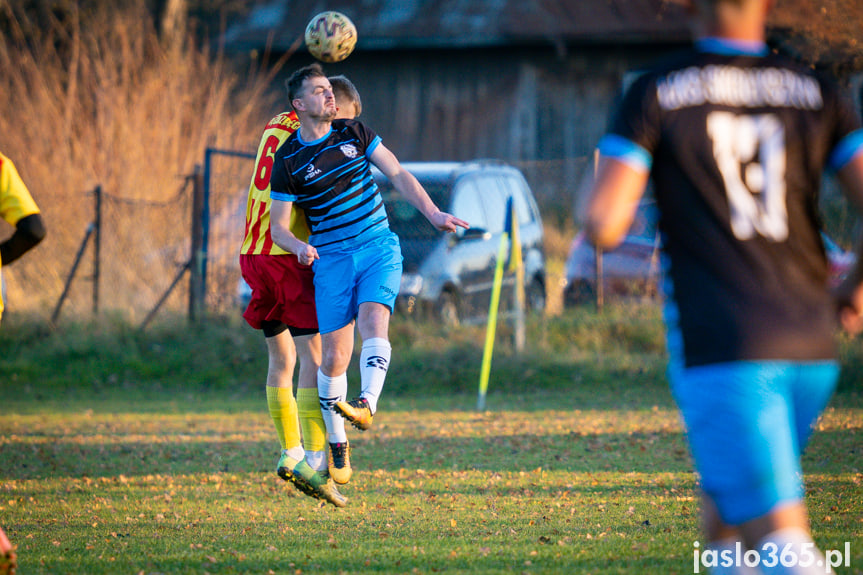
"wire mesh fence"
202,149,256,315
0,151,597,327
3,179,196,325
2,145,857,328
2,148,266,326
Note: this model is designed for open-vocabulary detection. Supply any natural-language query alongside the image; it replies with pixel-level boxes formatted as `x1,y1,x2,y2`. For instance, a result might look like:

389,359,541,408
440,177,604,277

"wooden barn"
221,0,861,218
222,0,692,216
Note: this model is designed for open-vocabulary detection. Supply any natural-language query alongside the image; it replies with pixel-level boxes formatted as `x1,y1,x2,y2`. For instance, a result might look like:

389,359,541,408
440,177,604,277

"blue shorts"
669,360,839,525
312,233,403,334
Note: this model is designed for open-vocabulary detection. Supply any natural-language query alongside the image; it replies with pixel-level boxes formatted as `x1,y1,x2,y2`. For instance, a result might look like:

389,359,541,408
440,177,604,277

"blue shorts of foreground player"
669,359,839,526
313,232,403,334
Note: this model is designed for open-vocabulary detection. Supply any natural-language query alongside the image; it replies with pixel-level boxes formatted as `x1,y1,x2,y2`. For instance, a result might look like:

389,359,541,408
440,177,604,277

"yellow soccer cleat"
334,397,374,431
327,441,352,484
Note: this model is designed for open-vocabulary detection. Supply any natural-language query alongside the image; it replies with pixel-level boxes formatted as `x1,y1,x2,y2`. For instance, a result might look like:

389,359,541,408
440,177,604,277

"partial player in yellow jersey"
0,151,46,323
239,75,361,507
0,150,46,575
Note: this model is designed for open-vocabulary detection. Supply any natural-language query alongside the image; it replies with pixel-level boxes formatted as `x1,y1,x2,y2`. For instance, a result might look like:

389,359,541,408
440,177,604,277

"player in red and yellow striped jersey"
241,111,305,257
0,151,46,321
239,76,361,507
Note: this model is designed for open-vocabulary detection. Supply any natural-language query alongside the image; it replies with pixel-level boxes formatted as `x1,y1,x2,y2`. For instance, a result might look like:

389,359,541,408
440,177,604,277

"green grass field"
1,305,861,574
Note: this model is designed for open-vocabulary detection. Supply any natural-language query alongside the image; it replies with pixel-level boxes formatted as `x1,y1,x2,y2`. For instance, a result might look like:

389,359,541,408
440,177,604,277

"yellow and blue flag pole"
506,197,522,273
477,228,509,411
506,197,525,352
478,197,522,410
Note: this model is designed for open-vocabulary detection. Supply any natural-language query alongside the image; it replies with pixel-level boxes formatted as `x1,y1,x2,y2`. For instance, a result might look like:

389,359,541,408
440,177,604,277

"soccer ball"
304,11,357,63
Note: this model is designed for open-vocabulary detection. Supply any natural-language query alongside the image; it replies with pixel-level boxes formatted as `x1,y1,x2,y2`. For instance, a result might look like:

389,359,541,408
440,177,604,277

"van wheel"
436,291,460,327
526,279,546,314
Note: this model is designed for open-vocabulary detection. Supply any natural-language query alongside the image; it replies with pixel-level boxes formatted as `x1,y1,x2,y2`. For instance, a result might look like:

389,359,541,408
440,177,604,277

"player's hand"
295,243,319,266
0,526,16,575
833,277,863,335
429,210,470,233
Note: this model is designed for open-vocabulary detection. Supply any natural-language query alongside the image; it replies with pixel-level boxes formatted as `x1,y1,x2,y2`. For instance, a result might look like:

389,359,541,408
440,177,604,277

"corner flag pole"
477,228,509,411
506,198,525,352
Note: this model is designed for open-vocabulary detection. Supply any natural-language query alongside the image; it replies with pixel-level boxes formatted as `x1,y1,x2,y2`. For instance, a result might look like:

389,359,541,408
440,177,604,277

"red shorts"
240,254,318,332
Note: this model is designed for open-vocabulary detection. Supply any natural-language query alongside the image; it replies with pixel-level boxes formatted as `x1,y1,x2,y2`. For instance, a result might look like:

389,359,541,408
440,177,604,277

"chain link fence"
5,143,857,329
3,178,197,326
202,149,257,316
0,151,597,326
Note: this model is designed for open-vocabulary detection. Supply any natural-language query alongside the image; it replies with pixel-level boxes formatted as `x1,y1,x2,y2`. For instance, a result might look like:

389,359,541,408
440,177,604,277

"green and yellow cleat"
277,451,347,508
327,441,352,484
334,397,374,431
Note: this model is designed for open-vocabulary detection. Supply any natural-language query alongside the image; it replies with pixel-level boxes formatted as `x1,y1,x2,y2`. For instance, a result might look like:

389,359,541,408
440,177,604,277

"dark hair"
329,74,362,117
285,63,326,105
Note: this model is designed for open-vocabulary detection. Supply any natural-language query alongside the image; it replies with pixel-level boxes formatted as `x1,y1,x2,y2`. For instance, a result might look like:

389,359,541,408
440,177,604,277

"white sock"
757,528,826,575
704,538,762,575
359,337,391,414
305,450,327,472
317,369,348,443
283,446,305,461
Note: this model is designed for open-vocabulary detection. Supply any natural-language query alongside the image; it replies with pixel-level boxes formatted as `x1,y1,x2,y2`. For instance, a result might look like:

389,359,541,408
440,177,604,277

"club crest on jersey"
304,164,322,180
340,144,359,158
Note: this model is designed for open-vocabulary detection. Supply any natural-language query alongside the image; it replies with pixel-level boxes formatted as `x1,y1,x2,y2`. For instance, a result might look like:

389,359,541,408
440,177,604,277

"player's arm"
1,212,46,265
369,144,469,233
578,142,650,249
833,150,863,334
270,200,318,266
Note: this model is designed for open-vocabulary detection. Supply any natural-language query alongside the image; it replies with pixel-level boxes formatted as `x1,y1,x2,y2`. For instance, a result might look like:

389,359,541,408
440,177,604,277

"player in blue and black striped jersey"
269,64,469,478
580,0,863,573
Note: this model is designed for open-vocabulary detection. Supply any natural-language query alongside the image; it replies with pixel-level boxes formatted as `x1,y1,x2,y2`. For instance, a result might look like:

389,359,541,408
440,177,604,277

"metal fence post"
189,164,205,321
50,224,94,327
595,246,604,312
201,148,213,310
92,185,101,316
591,148,604,312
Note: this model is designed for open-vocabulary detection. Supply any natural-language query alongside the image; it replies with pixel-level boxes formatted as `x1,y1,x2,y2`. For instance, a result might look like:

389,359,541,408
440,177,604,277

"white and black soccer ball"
304,11,357,63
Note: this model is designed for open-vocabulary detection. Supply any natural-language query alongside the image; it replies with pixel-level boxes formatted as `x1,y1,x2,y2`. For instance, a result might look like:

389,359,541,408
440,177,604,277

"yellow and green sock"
266,385,303,460
297,387,327,471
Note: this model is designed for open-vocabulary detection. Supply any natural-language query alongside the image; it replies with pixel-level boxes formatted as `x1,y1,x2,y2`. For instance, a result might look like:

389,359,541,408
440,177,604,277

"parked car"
375,160,546,325
563,200,660,306
563,199,854,306
238,160,547,325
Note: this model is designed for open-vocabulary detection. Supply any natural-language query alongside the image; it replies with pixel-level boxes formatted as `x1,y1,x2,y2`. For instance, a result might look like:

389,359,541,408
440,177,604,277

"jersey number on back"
707,112,788,242
254,135,281,190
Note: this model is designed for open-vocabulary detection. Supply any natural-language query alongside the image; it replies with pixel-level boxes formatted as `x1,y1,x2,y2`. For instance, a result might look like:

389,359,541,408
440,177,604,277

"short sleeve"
824,79,863,171
343,119,381,157
270,142,296,202
608,73,662,162
0,155,40,226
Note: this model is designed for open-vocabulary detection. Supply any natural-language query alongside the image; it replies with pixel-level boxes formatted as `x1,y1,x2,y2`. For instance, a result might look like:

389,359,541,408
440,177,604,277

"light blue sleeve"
828,129,863,172
597,134,652,172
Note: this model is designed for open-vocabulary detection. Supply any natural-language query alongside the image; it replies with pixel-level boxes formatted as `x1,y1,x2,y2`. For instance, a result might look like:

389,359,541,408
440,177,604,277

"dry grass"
540,222,576,316
0,1,285,319
770,0,863,70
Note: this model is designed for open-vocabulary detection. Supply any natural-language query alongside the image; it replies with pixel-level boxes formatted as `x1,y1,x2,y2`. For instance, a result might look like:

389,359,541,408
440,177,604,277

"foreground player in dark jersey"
269,64,468,473
580,0,863,573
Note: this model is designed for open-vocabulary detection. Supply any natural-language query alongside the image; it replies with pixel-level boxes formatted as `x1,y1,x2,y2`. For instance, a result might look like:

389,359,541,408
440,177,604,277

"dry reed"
0,1,286,321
